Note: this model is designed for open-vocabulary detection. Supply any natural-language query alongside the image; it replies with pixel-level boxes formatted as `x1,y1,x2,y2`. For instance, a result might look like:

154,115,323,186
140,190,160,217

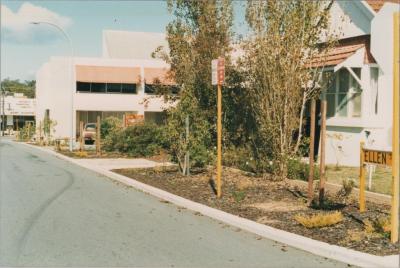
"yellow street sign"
363,149,392,166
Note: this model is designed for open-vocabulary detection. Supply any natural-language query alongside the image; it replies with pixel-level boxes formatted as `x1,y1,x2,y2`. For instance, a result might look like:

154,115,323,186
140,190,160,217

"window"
91,83,106,93
76,82,136,94
144,84,156,94
77,82,91,92
145,84,179,95
325,68,362,118
107,83,121,93
370,67,379,115
121,83,136,94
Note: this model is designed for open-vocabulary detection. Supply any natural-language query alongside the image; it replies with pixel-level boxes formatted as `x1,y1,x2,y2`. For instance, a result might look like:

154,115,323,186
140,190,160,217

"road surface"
0,138,349,267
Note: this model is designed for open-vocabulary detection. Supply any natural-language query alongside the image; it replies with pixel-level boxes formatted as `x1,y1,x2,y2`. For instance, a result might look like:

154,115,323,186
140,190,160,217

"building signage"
1,97,36,116
211,57,225,86
125,114,144,126
363,149,392,166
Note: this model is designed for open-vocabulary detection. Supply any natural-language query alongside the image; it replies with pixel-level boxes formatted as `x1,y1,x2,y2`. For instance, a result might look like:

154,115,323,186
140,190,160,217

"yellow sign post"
391,11,399,244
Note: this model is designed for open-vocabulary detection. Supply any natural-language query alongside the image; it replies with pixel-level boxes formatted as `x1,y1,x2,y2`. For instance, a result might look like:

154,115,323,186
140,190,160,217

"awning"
76,65,141,83
309,35,376,68
144,67,175,85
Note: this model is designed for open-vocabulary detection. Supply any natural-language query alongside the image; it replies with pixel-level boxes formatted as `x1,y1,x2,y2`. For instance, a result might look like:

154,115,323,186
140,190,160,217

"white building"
313,0,399,166
1,93,35,133
36,30,175,140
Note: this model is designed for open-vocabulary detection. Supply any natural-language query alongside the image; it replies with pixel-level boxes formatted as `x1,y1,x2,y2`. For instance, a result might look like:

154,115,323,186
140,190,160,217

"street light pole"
31,21,74,151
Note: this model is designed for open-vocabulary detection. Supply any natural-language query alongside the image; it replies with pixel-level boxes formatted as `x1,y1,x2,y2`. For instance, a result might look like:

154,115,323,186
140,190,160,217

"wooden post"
27,122,31,141
185,115,190,176
217,83,222,198
79,121,84,151
319,97,327,206
16,118,19,132
308,99,316,206
391,11,399,244
39,121,43,146
359,141,366,213
96,116,101,156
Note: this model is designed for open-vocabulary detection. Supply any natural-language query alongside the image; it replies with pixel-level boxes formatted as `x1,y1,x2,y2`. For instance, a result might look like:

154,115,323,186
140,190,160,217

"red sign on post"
212,57,225,85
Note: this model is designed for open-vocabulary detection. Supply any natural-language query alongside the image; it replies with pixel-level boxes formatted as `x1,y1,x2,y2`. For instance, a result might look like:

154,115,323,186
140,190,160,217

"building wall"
328,1,373,40
321,1,397,167
36,56,175,139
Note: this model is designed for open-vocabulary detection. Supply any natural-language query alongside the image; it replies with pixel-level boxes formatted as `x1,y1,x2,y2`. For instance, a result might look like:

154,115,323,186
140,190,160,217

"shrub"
287,158,319,181
297,136,311,157
101,117,122,138
336,178,355,203
294,211,343,228
74,151,88,158
103,122,167,157
18,123,35,141
223,146,257,173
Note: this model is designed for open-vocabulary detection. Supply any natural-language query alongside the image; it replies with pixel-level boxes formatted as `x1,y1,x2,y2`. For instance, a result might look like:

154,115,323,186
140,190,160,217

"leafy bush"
294,211,343,228
297,136,311,157
336,178,355,204
101,117,122,138
74,151,88,158
287,158,319,181
18,123,35,141
103,122,167,157
223,146,257,173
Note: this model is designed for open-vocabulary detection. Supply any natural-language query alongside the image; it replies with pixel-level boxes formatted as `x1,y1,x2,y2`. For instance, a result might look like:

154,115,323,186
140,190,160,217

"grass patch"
294,211,343,228
325,165,392,195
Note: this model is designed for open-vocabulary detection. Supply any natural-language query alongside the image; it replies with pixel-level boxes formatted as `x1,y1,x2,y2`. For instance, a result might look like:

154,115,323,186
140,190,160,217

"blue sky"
1,1,247,81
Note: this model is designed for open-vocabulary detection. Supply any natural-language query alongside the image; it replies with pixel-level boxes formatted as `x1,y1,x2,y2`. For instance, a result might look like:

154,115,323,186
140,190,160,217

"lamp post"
30,21,74,151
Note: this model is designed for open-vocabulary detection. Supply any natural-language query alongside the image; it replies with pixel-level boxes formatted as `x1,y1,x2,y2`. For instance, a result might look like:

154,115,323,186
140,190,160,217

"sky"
0,0,247,81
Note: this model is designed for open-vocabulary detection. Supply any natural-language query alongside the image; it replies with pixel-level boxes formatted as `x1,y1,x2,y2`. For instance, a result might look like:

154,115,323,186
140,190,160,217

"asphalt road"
0,138,349,267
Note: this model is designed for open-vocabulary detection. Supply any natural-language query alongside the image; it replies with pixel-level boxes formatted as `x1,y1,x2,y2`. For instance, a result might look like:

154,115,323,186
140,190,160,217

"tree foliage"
158,0,238,170
1,78,35,98
243,0,335,178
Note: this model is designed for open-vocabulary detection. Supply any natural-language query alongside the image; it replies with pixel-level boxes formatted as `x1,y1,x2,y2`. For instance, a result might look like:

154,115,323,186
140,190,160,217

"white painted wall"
328,1,373,40
36,56,175,139
321,1,398,167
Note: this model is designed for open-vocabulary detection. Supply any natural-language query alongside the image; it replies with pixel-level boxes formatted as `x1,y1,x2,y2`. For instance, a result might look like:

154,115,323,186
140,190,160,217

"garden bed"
113,166,399,256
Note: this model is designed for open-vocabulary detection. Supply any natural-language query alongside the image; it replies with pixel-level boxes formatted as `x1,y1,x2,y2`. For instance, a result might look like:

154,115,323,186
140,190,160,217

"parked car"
82,123,96,144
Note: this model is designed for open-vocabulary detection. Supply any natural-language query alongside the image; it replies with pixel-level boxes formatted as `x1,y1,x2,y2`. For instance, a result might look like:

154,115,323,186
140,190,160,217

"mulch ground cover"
114,165,399,256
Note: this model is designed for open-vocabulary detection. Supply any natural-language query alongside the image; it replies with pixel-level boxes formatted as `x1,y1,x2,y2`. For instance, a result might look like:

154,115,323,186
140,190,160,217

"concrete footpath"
0,139,349,267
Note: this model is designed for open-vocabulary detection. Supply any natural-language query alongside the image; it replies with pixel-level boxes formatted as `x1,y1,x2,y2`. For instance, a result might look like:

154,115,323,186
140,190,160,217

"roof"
310,35,376,68
365,0,400,12
102,30,169,60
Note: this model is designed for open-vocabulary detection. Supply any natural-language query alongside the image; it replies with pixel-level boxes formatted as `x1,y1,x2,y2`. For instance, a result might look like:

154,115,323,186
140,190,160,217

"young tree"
243,0,335,179
156,0,235,170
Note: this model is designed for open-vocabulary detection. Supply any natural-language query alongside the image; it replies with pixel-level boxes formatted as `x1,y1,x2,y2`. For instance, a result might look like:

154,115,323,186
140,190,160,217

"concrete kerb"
20,142,400,268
